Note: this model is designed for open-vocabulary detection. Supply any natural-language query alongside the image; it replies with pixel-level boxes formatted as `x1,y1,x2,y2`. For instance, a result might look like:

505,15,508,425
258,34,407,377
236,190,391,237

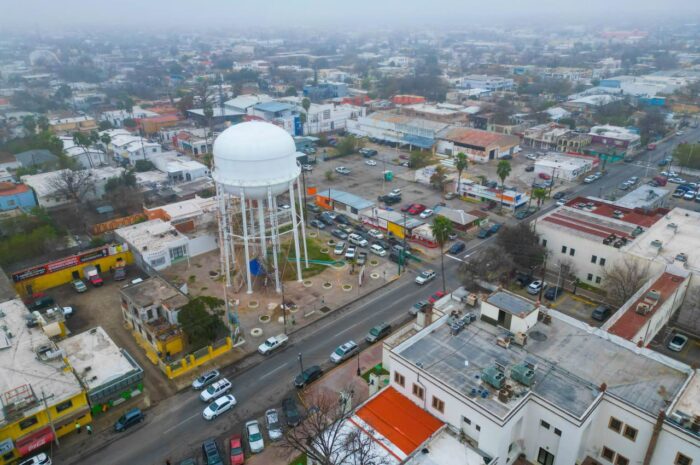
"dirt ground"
49,268,178,403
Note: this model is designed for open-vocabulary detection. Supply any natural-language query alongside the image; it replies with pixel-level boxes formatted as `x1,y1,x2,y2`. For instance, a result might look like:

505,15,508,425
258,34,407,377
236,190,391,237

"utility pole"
41,390,59,446
400,212,408,275
538,253,548,302
297,353,304,375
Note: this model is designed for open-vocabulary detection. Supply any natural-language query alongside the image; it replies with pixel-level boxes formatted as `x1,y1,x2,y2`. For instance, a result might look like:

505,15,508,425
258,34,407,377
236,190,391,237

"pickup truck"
83,265,103,287
356,252,367,266
257,334,288,355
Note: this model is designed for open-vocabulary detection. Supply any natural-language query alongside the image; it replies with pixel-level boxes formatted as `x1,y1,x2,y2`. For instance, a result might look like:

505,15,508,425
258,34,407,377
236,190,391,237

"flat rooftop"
438,127,519,149
486,291,536,316
0,299,83,425
614,186,670,209
396,310,689,419
607,272,686,341
120,276,188,310
625,207,700,272
116,218,188,253
404,427,487,465
58,326,139,392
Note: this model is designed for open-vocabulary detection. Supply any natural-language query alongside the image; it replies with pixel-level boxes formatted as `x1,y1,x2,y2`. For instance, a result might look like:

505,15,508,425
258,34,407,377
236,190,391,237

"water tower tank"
212,121,300,199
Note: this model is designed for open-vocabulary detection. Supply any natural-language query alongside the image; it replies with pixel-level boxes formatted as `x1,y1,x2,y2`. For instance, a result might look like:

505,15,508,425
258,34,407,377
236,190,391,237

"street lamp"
298,352,304,375
356,351,361,376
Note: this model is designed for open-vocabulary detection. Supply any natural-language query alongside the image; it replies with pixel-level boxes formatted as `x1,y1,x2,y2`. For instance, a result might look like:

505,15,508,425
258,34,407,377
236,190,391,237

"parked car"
71,279,87,293
113,267,127,281
415,270,436,285
367,228,384,239
306,203,321,213
265,408,283,441
583,175,596,183
294,365,323,388
448,241,466,255
200,378,232,402
282,397,301,426
525,165,535,172
365,159,377,166
335,166,351,175
301,164,313,172
114,408,144,432
257,334,289,355
309,219,326,229
246,420,265,454
400,203,412,212
378,194,401,205
345,246,356,259
202,438,224,465
410,300,430,315
366,322,392,343
348,233,369,247
203,394,237,421
407,203,426,215
192,369,220,390
331,229,348,240
444,192,457,199
526,280,546,295
526,153,537,160
538,172,551,180
488,223,501,234
591,305,611,321
515,272,534,287
230,435,245,465
334,241,347,255
552,191,567,200
419,208,434,219
330,341,359,363
369,244,386,256
477,228,490,239
684,191,696,200
544,286,564,300
27,296,55,312
335,214,351,225
356,251,368,265
428,291,446,304
18,454,51,465
667,333,689,352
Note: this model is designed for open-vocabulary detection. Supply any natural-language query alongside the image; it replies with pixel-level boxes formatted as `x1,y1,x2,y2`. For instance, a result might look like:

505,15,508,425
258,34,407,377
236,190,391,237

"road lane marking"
161,411,200,435
260,363,288,380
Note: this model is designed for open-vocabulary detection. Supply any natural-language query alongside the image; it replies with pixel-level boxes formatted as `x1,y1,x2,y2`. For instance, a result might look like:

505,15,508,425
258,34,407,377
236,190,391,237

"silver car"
265,408,283,441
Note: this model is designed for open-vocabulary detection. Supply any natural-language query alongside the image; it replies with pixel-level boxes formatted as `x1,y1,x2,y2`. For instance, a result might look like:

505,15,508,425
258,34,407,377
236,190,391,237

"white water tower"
212,121,308,294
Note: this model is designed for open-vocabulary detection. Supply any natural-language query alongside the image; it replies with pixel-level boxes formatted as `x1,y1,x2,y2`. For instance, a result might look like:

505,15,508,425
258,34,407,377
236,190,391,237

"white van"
370,244,386,256
348,233,368,247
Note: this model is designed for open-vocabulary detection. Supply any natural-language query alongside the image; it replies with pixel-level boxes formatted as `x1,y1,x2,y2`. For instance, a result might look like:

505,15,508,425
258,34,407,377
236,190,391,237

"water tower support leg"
240,191,253,294
268,188,281,293
289,182,303,282
295,179,309,268
258,200,266,259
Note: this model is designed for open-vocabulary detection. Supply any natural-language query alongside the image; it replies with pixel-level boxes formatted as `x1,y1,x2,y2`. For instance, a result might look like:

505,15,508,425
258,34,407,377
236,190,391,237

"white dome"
212,121,300,199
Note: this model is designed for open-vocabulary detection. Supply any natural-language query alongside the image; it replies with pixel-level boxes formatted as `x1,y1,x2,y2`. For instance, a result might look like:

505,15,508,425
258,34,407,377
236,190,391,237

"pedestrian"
86,424,92,435
75,421,81,434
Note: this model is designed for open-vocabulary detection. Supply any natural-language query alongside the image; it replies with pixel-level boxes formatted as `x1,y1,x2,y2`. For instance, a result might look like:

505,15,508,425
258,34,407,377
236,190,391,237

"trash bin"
384,171,394,181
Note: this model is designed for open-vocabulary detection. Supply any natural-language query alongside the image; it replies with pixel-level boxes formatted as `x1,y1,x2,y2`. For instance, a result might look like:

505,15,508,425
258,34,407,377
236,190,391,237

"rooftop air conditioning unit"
650,240,662,249
667,223,678,230
636,302,651,315
645,289,661,302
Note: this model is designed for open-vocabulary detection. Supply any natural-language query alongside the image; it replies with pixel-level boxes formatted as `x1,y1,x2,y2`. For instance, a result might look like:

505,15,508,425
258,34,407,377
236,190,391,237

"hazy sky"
2,0,699,32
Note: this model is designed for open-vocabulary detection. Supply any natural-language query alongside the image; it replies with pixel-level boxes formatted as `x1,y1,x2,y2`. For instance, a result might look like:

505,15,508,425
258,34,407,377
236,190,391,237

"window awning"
16,425,54,456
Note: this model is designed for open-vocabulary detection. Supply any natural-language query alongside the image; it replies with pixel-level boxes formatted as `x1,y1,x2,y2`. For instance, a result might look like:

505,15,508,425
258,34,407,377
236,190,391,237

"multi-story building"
115,219,191,271
533,153,597,182
455,75,515,91
522,123,572,150
399,103,470,124
303,103,365,135
382,293,699,465
48,115,97,134
249,102,302,135
0,182,36,212
436,127,520,162
347,112,449,150
302,82,348,102
120,276,188,358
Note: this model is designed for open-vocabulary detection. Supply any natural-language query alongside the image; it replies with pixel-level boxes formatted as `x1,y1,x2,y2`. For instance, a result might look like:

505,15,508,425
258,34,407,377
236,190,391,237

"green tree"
178,296,227,350
638,107,667,145
301,98,311,114
22,116,37,136
324,169,334,181
37,115,49,132
455,152,468,194
134,160,155,172
532,187,548,207
72,132,95,168
409,150,431,169
285,86,297,96
335,136,362,157
496,160,512,211
429,165,448,192
672,143,700,170
431,216,454,293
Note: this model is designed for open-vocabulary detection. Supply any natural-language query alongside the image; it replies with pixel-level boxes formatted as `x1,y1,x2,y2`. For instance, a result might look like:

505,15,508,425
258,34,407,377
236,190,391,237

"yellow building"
48,116,97,134
0,299,91,464
120,277,187,358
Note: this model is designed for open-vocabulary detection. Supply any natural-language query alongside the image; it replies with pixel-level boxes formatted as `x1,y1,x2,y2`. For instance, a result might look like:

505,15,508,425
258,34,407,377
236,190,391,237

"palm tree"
496,160,512,212
73,131,94,168
455,152,468,196
431,216,454,293
532,188,548,207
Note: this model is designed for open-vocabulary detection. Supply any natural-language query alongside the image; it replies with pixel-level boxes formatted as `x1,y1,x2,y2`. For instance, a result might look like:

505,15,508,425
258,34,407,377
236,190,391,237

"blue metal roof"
403,134,434,149
254,101,293,113
325,189,374,210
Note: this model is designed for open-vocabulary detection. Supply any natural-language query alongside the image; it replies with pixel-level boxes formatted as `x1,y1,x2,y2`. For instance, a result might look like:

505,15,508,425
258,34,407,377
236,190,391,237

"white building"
456,179,529,210
150,151,210,183
21,166,124,208
534,153,595,181
347,112,449,149
59,135,108,168
100,106,158,127
454,74,515,91
223,94,272,113
383,298,699,465
115,219,190,271
304,103,365,135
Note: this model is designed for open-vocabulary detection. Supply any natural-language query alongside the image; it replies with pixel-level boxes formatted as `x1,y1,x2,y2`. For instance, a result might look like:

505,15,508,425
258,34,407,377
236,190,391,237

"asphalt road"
68,127,700,465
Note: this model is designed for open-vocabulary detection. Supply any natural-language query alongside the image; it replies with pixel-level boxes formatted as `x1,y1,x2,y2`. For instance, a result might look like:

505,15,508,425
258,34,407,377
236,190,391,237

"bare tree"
460,246,514,288
281,391,389,465
48,169,96,204
602,257,650,306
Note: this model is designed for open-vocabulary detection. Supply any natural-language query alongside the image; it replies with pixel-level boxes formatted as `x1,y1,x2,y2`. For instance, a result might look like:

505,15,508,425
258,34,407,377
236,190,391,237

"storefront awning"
402,135,434,149
16,425,54,456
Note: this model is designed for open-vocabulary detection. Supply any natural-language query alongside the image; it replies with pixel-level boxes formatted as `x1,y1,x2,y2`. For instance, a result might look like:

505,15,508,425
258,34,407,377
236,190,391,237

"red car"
230,434,245,465
407,203,426,215
428,291,446,304
538,172,551,180
400,203,412,212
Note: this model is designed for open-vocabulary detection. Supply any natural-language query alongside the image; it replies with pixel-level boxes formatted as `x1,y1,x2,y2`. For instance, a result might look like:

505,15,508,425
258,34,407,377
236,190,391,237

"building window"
169,245,187,260
431,396,445,413
569,248,575,256
540,420,550,429
675,453,693,465
542,239,547,247
608,417,622,433
463,416,471,425
622,425,637,441
393,372,405,387
55,400,73,413
600,258,606,266
554,428,562,436
587,273,593,281
537,448,555,465
601,447,615,462
615,455,629,465
561,246,567,254
19,416,38,430
595,276,602,284
591,255,597,263
412,384,424,400
475,424,481,431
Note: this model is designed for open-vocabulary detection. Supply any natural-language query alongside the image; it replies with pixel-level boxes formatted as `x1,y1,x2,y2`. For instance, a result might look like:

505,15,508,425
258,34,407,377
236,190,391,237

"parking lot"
510,281,605,327
650,326,700,366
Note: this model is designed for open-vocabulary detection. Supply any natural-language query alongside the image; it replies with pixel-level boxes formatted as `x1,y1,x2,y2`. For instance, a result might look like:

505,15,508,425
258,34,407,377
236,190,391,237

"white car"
265,408,284,441
335,166,351,175
583,175,596,183
203,394,237,420
365,159,377,166
330,340,359,363
667,333,688,352
415,270,436,285
368,229,384,240
192,369,220,390
18,454,51,465
526,153,537,160
370,244,386,256
683,191,696,200
390,188,402,196
527,280,547,295
246,420,265,453
345,246,356,259
334,241,347,255
200,378,232,402
419,209,434,219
